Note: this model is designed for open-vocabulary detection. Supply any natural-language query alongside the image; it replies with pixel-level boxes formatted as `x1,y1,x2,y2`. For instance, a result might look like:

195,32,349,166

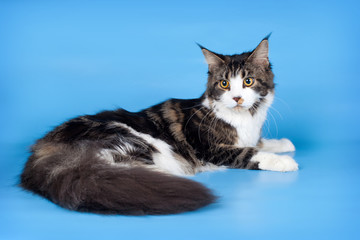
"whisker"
268,105,283,120
198,110,212,143
180,103,204,110
184,106,205,130
206,113,221,143
262,117,272,139
274,95,289,105
206,112,217,142
267,110,279,138
274,96,292,112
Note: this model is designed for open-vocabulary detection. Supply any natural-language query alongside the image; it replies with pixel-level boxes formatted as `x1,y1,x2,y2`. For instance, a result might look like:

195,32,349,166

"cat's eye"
219,80,230,89
244,77,255,87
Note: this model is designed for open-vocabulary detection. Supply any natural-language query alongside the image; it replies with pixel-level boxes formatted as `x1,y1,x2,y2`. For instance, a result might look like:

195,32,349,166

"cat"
20,36,298,215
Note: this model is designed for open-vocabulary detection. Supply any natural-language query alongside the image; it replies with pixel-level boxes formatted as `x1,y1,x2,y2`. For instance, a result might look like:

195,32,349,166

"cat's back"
39,97,204,144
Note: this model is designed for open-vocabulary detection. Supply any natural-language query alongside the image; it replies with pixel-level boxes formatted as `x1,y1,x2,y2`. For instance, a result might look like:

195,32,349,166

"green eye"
244,77,255,87
220,80,230,89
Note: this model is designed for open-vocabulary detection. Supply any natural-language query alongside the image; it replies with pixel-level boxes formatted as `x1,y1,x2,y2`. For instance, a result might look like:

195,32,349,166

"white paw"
251,152,299,172
279,138,296,152
260,138,296,153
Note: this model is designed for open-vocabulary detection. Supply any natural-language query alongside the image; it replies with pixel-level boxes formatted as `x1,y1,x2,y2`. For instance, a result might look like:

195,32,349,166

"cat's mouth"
232,100,253,111
232,104,250,112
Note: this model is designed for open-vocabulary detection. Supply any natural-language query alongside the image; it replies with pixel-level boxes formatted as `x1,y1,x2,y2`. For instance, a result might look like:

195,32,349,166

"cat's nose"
233,97,244,104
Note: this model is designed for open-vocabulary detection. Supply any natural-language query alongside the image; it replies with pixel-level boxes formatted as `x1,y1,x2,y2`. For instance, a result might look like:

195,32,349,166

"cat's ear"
247,35,270,66
197,44,225,69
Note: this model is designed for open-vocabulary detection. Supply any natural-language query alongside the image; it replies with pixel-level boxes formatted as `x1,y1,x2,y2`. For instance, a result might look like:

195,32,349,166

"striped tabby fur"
20,36,298,215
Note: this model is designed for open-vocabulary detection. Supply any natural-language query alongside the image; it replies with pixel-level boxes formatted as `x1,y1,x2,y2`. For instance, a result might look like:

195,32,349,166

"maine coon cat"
20,36,298,215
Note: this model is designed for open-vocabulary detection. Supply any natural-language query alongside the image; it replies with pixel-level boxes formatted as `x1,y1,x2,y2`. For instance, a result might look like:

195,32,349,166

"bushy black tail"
21,156,216,215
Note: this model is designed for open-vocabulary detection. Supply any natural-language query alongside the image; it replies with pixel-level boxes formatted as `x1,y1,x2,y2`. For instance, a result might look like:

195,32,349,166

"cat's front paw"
260,138,295,153
251,152,298,172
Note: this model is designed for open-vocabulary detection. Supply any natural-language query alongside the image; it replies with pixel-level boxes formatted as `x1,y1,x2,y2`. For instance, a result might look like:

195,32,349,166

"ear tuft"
263,32,272,41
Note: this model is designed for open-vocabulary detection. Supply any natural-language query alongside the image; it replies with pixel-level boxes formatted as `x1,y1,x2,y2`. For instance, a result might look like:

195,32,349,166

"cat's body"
21,37,298,215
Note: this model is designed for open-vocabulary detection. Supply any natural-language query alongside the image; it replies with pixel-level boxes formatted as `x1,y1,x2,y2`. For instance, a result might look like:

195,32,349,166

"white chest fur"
233,110,265,147
203,94,273,147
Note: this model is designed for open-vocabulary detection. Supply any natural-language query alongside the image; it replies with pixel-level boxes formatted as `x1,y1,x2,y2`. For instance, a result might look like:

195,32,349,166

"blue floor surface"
1,142,359,240
1,0,360,239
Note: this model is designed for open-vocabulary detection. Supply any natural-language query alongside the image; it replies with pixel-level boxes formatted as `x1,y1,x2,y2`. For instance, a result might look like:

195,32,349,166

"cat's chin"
231,105,250,113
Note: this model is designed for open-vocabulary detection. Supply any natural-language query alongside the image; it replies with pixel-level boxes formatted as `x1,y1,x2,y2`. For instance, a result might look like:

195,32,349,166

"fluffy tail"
20,155,216,215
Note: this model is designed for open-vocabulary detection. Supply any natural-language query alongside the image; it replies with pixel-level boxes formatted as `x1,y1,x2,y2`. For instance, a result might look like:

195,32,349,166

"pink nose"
233,97,244,104
233,97,241,102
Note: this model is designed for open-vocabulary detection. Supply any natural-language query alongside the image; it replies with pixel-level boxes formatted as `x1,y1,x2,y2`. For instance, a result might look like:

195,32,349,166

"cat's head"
200,36,275,115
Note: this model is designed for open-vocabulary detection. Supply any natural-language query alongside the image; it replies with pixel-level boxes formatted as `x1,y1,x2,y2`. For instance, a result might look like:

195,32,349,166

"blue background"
1,0,360,239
